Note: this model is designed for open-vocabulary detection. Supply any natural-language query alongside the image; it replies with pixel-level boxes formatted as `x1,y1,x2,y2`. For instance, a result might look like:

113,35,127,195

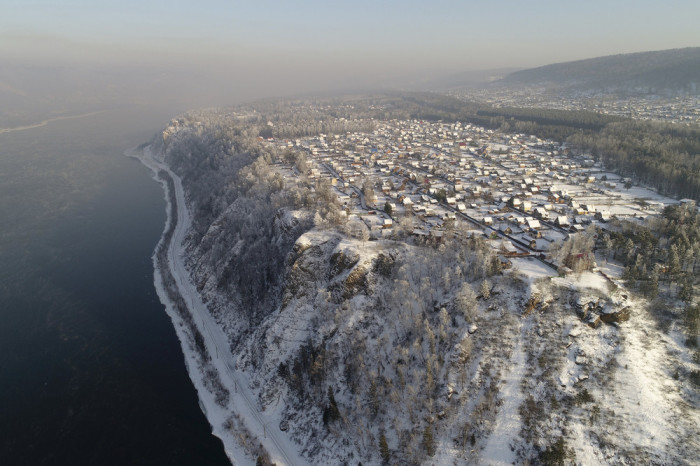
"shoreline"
127,146,299,466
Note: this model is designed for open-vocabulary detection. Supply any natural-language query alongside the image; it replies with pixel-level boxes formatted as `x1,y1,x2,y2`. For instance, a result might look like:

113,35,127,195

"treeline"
475,107,624,131
569,121,700,199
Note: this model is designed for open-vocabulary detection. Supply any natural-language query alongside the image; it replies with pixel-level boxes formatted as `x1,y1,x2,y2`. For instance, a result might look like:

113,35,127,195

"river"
0,107,230,465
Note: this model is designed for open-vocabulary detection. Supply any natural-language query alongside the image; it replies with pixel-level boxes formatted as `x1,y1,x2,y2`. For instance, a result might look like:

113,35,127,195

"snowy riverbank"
128,145,302,466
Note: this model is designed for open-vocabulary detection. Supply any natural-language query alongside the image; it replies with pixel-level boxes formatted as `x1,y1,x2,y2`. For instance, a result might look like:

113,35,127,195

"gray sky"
1,0,699,105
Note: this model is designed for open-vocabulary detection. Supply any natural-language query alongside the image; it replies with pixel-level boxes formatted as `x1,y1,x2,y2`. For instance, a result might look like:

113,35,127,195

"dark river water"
0,108,229,465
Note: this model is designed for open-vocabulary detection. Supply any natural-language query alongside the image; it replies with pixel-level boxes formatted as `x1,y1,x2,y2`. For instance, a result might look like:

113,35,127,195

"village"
258,116,689,273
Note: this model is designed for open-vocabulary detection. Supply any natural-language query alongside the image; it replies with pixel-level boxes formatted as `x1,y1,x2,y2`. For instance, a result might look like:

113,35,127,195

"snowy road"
141,146,301,466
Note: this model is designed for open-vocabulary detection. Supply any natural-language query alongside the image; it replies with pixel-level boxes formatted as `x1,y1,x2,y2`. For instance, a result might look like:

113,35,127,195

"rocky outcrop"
600,306,631,324
576,297,630,328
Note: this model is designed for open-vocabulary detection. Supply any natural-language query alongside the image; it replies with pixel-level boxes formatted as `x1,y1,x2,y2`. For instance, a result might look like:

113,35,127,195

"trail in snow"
480,325,526,465
134,146,302,466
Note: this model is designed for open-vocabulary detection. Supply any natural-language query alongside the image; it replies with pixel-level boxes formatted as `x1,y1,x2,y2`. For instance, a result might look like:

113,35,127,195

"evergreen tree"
668,245,681,277
323,386,340,425
368,379,379,417
423,424,436,457
678,275,694,303
379,432,390,464
539,436,573,465
456,283,477,322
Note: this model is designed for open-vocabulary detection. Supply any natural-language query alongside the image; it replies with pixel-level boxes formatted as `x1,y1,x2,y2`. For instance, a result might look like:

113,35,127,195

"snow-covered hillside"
140,104,700,465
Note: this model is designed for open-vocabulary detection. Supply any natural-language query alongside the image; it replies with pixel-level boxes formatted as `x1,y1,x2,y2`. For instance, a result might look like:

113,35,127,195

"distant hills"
496,47,700,95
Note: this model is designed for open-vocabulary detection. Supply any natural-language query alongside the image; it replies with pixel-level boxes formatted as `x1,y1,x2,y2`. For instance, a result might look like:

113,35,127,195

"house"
554,216,570,227
526,218,541,230
500,241,519,255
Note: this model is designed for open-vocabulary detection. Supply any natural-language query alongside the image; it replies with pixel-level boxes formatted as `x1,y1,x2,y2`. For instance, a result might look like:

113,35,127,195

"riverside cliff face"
150,103,700,466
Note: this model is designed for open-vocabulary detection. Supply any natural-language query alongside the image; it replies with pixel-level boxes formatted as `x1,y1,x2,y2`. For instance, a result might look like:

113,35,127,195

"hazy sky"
1,0,699,104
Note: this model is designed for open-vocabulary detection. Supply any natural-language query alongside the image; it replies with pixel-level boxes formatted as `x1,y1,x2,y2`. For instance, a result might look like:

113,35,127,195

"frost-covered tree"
349,218,369,244
438,308,450,341
480,279,491,300
553,227,596,273
456,282,477,322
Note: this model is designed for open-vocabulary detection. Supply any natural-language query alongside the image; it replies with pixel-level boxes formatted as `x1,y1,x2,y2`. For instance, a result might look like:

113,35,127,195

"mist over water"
0,108,229,465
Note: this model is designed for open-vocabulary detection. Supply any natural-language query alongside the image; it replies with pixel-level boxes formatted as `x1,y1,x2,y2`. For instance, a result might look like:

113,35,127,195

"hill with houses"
146,94,700,465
